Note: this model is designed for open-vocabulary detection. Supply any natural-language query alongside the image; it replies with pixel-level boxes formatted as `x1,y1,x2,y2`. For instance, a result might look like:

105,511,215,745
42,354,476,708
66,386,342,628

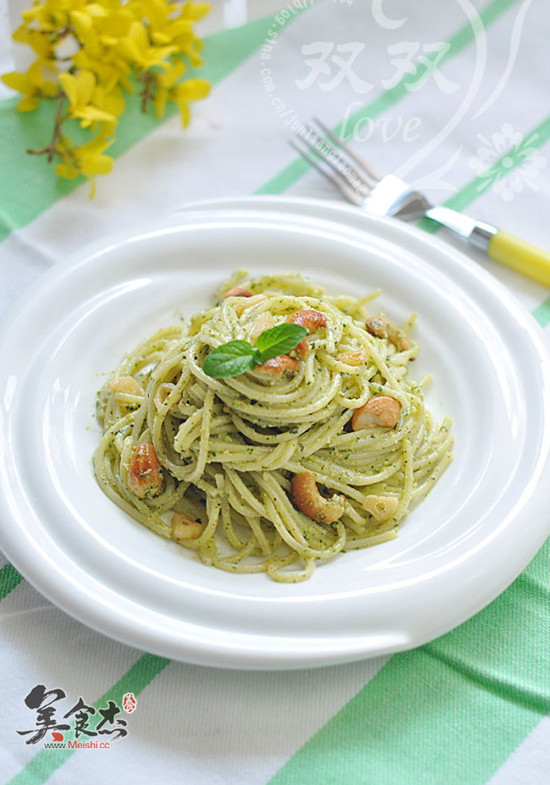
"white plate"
1,196,550,670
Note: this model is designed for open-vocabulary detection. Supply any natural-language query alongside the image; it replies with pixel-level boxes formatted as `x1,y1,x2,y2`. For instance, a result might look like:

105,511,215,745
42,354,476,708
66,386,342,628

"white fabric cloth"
1,1,549,783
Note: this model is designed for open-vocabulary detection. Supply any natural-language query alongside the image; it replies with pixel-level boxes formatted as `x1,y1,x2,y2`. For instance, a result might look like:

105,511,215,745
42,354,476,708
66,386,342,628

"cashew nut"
221,286,253,300
127,443,163,498
172,512,204,541
288,309,327,331
362,494,398,522
248,311,275,342
351,396,402,430
255,355,300,377
109,376,143,395
288,309,327,358
365,315,411,352
291,471,345,524
336,349,369,366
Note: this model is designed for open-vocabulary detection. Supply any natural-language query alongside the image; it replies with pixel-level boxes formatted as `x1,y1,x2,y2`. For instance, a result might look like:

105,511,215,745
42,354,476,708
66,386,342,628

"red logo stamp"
122,693,137,714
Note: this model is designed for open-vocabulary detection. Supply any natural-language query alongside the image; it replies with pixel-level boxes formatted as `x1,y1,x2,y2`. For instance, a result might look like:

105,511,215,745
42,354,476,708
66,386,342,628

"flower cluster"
2,0,211,193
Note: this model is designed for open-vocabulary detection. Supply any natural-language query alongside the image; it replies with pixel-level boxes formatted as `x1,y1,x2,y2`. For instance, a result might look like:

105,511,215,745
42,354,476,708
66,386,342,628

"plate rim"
1,195,550,670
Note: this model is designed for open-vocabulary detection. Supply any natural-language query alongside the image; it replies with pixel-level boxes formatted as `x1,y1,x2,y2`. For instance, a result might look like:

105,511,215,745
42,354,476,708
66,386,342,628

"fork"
291,119,550,287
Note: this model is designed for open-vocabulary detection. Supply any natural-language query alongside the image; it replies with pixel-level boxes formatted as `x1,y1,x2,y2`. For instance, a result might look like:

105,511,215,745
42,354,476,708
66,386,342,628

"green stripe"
256,0,523,195
7,654,170,785
268,539,550,785
0,10,301,245
0,562,23,598
532,296,550,326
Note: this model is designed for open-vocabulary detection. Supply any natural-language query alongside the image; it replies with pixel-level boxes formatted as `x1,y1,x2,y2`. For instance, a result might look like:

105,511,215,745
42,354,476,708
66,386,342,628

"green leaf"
254,324,307,361
202,324,309,379
202,341,260,379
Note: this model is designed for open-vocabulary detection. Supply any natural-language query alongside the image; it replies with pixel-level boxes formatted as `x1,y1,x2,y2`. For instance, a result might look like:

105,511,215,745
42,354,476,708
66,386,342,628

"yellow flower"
12,23,54,59
171,2,211,68
72,50,131,94
154,58,184,118
21,4,65,34
21,0,85,37
4,0,211,193
93,84,125,117
70,9,98,40
181,2,211,22
70,6,133,51
153,60,209,123
171,33,204,69
58,70,117,127
132,0,209,49
81,3,108,18
119,20,177,70
55,129,114,196
2,60,58,111
175,78,210,126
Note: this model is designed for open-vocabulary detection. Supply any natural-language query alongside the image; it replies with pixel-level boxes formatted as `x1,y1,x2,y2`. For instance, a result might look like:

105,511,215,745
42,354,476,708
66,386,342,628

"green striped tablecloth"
1,0,549,783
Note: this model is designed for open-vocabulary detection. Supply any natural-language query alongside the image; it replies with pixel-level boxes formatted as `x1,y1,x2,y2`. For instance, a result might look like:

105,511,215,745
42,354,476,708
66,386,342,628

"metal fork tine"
312,118,379,187
295,126,372,201
289,139,365,206
302,124,368,188
290,137,365,205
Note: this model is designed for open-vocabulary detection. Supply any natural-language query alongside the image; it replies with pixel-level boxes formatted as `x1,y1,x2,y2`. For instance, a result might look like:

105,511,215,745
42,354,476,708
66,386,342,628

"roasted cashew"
127,443,163,499
171,512,204,541
248,311,275,342
336,349,369,366
287,309,327,358
255,355,300,377
291,471,345,524
221,286,253,300
109,376,143,395
365,315,411,352
351,396,402,430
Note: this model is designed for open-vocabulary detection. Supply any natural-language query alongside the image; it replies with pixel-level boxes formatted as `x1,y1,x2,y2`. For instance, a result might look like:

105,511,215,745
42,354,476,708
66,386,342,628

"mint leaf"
254,324,307,361
202,324,308,379
203,341,260,379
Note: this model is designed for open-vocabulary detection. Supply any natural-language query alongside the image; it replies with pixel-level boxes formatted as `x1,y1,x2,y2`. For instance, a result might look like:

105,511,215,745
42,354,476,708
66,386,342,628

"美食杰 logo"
16,684,137,750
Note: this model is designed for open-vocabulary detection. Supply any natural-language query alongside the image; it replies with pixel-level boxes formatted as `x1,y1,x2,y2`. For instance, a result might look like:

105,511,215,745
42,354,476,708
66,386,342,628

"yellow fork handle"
488,230,550,287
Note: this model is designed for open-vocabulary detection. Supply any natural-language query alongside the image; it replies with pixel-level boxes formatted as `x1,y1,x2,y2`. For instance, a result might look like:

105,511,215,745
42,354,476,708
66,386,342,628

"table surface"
0,1,549,783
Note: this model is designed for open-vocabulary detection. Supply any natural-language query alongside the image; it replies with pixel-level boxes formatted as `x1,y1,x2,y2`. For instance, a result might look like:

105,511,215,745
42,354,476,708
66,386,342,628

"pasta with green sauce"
93,273,453,583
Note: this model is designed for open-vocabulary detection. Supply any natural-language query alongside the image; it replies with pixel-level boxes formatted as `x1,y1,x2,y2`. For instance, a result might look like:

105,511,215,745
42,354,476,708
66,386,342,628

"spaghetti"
93,273,453,582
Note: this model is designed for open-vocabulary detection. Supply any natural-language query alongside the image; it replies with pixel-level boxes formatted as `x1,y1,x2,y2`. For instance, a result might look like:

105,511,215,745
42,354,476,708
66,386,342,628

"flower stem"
27,92,66,162
139,70,157,113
